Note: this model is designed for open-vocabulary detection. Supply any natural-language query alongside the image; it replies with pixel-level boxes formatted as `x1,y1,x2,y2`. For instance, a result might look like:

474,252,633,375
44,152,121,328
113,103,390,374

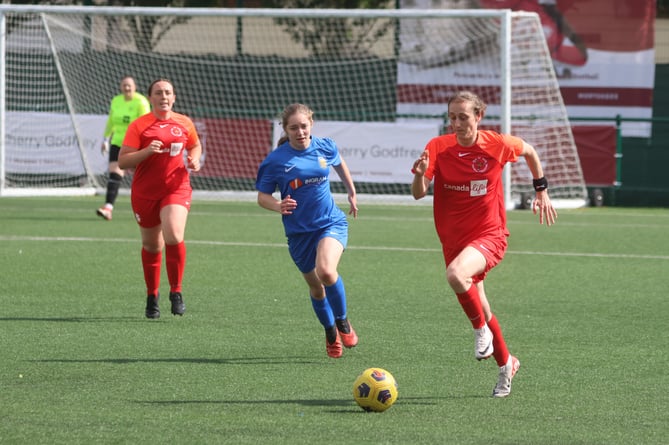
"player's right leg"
97,148,124,221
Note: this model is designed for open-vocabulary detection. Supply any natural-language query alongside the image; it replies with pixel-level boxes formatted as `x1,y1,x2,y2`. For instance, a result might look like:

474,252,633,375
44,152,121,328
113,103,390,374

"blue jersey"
256,136,347,236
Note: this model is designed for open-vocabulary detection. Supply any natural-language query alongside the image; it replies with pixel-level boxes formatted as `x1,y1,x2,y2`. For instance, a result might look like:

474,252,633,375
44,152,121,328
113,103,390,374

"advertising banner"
398,0,656,137
4,112,214,178
273,121,440,184
5,112,107,175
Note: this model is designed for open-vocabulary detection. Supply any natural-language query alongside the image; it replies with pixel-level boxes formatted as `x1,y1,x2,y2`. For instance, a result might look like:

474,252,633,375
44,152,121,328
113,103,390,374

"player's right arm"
118,140,165,169
101,100,114,153
118,119,165,170
411,150,431,200
257,192,297,215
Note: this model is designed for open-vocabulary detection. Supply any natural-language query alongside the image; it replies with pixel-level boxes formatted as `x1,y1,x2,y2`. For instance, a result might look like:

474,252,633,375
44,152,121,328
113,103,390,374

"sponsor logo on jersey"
442,179,488,197
289,178,303,190
443,183,470,192
304,176,327,186
470,179,488,196
289,175,327,190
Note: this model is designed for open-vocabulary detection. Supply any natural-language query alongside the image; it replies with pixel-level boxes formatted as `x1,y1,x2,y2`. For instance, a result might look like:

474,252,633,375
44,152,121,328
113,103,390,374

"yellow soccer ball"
352,367,398,412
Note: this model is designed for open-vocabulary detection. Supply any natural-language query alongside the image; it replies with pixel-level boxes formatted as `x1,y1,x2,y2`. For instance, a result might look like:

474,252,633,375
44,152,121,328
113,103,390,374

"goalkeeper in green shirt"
97,76,151,221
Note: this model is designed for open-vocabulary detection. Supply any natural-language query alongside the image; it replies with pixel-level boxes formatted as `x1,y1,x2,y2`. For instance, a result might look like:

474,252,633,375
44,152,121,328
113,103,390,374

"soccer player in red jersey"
411,91,557,397
118,79,202,319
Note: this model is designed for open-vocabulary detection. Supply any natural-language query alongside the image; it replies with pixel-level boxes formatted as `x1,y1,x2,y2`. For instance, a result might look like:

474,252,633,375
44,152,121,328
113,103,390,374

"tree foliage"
262,0,396,57
3,0,397,54
112,0,219,52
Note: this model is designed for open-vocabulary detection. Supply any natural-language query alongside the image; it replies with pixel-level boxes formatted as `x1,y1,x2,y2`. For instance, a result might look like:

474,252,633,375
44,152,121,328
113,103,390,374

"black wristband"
533,177,548,192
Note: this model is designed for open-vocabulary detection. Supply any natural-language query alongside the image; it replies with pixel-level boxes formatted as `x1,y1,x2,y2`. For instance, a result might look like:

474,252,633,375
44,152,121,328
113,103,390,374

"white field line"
1,235,668,260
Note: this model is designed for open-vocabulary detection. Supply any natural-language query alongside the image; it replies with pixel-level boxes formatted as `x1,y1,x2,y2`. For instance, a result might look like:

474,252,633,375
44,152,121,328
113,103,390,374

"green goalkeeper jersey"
103,93,151,147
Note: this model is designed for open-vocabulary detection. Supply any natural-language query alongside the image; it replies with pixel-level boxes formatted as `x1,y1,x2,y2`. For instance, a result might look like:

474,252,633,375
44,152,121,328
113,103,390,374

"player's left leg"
493,354,521,398
316,228,358,348
160,201,190,316
477,283,521,397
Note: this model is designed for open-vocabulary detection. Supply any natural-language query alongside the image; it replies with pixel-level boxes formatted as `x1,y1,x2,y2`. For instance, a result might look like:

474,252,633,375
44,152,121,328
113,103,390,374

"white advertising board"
273,120,440,184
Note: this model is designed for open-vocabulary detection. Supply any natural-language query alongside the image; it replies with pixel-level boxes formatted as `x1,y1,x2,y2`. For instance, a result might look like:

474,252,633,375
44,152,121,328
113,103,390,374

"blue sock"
325,276,347,320
311,295,334,329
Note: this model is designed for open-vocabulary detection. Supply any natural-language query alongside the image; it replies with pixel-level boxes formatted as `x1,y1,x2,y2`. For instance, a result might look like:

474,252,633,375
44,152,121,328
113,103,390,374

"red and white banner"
398,0,656,137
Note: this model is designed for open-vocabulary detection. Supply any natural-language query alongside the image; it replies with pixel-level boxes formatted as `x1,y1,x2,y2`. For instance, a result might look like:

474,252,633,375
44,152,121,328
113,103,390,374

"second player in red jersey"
123,111,198,201
119,78,202,320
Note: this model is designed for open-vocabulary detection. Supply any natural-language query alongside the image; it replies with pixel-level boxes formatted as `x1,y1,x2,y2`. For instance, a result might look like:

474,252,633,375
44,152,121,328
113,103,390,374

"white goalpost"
0,5,587,207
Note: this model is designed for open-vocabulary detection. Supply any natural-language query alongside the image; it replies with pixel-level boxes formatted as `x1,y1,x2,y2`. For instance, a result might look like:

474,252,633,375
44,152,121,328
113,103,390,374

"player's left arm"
183,118,202,172
332,158,358,218
520,141,558,226
186,141,202,172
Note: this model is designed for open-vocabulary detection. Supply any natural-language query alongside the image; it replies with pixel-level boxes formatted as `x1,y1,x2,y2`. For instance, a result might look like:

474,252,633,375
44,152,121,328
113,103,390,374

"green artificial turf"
1,197,667,444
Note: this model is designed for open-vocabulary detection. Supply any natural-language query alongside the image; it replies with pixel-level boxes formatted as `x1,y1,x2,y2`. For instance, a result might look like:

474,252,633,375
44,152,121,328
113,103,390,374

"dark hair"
277,103,314,146
448,90,487,117
147,78,174,96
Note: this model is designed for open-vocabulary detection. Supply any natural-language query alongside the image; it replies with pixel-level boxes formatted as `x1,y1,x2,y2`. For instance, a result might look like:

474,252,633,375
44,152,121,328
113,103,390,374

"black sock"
325,326,338,344
335,318,350,334
105,172,122,205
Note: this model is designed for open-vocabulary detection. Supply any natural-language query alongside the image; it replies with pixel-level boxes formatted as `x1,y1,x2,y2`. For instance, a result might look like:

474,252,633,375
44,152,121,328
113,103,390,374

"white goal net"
0,5,587,207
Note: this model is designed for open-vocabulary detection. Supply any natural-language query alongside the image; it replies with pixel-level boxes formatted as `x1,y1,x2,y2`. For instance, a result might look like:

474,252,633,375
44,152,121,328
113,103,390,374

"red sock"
488,314,510,367
456,286,485,329
165,241,186,293
141,248,162,296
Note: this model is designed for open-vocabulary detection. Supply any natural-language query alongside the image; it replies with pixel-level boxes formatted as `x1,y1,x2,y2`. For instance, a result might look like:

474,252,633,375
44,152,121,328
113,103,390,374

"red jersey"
123,112,199,200
423,130,524,251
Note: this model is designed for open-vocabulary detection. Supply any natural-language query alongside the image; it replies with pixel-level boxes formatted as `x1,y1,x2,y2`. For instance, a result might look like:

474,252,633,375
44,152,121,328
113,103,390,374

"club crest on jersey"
170,126,183,137
472,156,489,173
318,156,327,169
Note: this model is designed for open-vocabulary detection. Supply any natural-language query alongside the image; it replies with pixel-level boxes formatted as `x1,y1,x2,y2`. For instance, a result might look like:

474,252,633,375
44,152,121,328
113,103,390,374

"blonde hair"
277,103,314,146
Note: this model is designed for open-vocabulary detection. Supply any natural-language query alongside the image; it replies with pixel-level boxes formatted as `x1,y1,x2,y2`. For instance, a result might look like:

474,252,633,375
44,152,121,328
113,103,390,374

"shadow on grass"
29,356,320,365
133,396,442,409
0,316,144,323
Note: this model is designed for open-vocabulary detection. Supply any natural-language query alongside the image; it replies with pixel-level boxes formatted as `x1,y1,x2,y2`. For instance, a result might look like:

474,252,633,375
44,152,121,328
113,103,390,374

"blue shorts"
287,220,349,274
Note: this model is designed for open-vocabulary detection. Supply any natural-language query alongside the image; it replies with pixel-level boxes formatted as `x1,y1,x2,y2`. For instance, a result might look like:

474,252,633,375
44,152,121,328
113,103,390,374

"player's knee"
445,265,468,290
315,267,337,286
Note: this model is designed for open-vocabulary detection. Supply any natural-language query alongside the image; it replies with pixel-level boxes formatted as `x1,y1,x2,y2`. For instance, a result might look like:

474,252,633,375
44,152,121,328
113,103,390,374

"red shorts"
131,185,192,228
442,235,507,283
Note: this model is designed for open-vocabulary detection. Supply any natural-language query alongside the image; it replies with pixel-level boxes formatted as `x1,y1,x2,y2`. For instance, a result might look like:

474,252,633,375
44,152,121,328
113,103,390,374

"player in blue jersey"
256,103,359,359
